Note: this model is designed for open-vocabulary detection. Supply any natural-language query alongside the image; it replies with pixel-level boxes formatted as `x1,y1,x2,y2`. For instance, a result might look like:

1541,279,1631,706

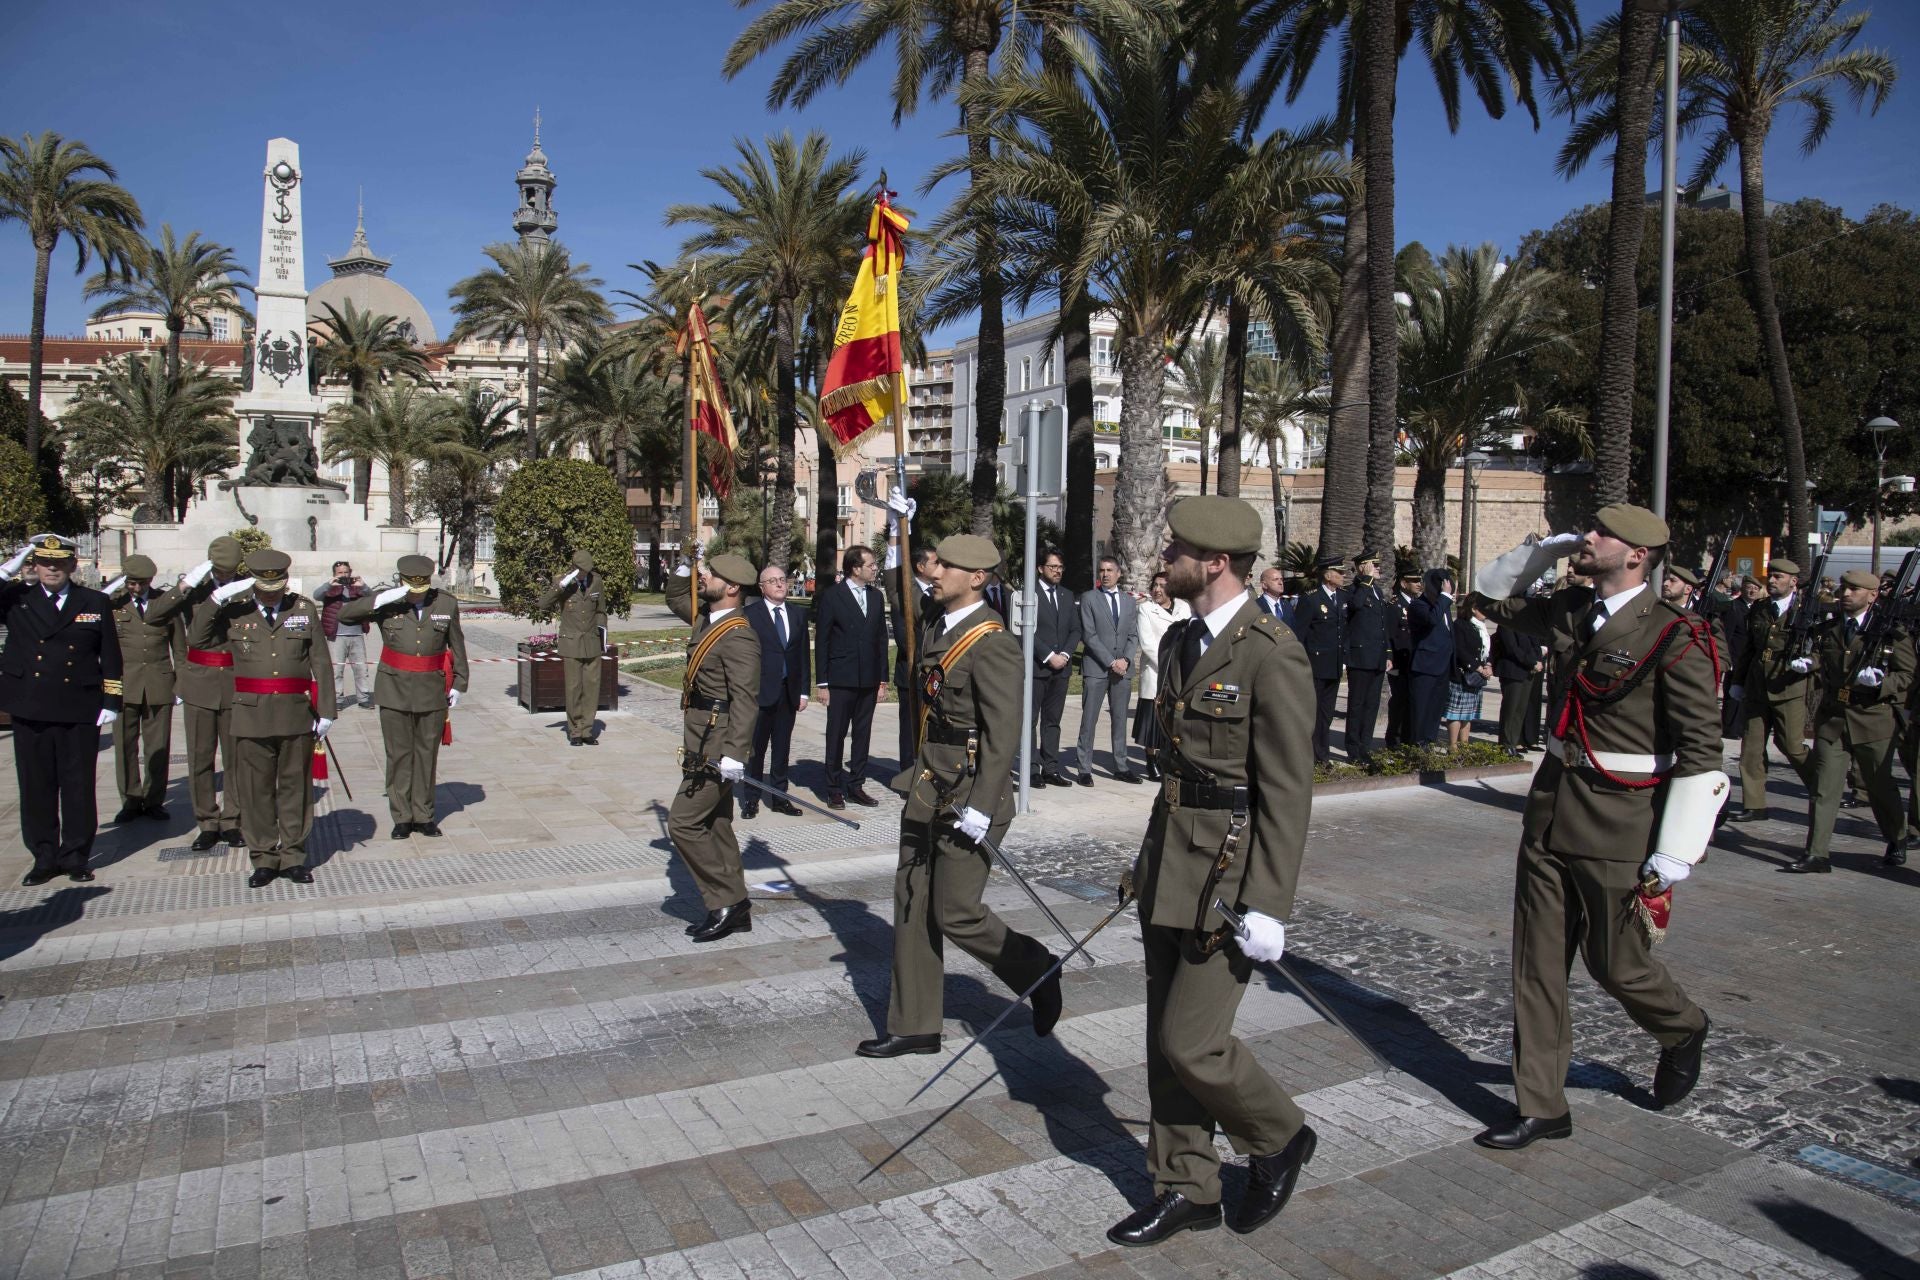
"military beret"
934,533,1000,572
397,554,435,578
1595,502,1669,550
122,554,157,579
1166,495,1262,555
708,553,757,588
570,549,595,572
247,549,291,579
1840,568,1880,591
1768,558,1802,577
1664,564,1700,587
29,533,77,561
208,536,244,572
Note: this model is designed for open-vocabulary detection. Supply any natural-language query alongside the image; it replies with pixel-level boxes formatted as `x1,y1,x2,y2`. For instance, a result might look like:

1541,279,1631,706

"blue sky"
4,0,1916,349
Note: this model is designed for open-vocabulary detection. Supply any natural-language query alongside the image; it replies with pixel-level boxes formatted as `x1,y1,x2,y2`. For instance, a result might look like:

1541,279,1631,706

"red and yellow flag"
820,191,909,454
678,303,738,499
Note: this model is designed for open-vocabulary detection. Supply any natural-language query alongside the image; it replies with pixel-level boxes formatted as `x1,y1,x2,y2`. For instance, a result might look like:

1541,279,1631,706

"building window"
211,315,230,341
1020,356,1031,391
1093,335,1112,371
837,484,853,519
1041,350,1055,385
139,326,152,339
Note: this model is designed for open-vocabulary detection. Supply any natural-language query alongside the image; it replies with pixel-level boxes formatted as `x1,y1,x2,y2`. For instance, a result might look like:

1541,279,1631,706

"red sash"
187,648,234,668
378,648,457,744
235,676,313,696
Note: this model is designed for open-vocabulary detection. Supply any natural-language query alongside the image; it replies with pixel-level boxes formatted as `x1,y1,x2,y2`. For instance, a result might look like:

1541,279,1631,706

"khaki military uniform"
1129,600,1314,1204
339,590,470,825
1736,595,1814,811
1479,584,1717,1118
109,585,185,809
539,571,607,741
666,605,759,910
220,592,338,869
885,607,1055,1037
1803,611,1913,860
148,578,241,834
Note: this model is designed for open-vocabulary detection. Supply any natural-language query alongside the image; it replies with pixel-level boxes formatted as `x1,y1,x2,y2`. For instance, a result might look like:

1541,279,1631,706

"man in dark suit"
1494,616,1547,754
1030,548,1081,786
1407,567,1457,746
889,546,939,768
1252,567,1295,629
815,544,889,809
1293,554,1348,763
0,535,125,885
743,564,809,818
1075,555,1142,784
1342,552,1394,764
1383,560,1421,747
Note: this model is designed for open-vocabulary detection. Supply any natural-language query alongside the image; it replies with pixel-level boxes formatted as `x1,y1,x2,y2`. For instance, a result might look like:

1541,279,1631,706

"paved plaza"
0,611,1916,1279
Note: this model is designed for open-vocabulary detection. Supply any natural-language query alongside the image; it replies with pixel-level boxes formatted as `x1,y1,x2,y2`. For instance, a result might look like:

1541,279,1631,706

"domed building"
306,200,439,343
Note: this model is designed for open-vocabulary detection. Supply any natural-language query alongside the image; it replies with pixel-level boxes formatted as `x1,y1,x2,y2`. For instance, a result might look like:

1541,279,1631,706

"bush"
1313,739,1516,783
495,458,635,620
0,437,48,542
230,526,273,555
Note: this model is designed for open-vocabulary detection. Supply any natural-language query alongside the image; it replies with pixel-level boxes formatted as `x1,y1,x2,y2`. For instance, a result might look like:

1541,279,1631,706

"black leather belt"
685,693,731,712
922,725,977,748
1167,779,1249,811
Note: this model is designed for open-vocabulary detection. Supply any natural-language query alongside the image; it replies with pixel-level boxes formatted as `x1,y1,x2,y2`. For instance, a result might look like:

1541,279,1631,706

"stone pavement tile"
1654,1154,1920,1278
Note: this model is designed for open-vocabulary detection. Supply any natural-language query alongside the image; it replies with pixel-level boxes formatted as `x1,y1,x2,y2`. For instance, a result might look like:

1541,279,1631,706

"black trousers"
823,684,877,790
1343,667,1385,760
1384,669,1411,746
1033,666,1070,772
1499,675,1544,748
1410,672,1449,745
895,675,921,768
12,717,101,875
750,697,798,792
1312,675,1340,763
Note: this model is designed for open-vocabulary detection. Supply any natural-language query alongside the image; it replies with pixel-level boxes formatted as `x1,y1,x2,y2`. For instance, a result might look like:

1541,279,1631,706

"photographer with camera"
318,560,371,709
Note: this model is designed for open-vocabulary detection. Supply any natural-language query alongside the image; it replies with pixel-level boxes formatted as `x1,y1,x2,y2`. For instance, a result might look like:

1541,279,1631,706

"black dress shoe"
826,790,847,810
1029,772,1049,788
113,805,142,824
247,868,278,889
222,828,244,847
1076,771,1095,787
846,783,880,807
21,869,56,887
1473,1112,1572,1150
1233,1124,1317,1234
190,830,221,852
767,797,801,816
414,822,442,837
690,899,751,943
1144,764,1161,782
1885,839,1908,868
1782,855,1831,874
1116,771,1144,785
1030,964,1063,1038
1654,1016,1709,1109
1106,1191,1222,1247
282,866,314,884
1041,769,1072,787
739,798,759,819
1725,808,1769,824
583,735,600,746
67,869,95,883
142,804,167,821
391,823,412,840
855,1033,941,1058
685,910,718,937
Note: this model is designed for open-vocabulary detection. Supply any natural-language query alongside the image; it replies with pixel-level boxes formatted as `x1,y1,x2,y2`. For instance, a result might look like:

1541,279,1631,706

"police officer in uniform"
1108,497,1317,1247
106,554,184,822
860,534,1062,1059
667,553,762,942
1383,560,1421,747
1788,568,1913,873
0,535,123,885
217,549,337,887
340,554,470,838
1727,559,1814,823
1469,506,1719,1150
149,536,247,850
1342,551,1394,764
539,550,607,745
1293,554,1346,765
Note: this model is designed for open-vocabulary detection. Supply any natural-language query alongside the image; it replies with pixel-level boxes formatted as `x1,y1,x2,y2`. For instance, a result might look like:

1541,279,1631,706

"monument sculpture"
235,416,346,490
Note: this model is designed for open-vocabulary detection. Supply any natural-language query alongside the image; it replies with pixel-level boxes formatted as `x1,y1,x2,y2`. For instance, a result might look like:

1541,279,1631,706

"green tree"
310,300,436,506
58,354,236,522
0,132,145,462
1174,336,1227,496
1245,354,1328,556
495,458,636,620
448,241,612,461
417,382,522,587
84,224,251,381
321,383,474,528
0,436,47,541
547,332,667,472
906,471,974,545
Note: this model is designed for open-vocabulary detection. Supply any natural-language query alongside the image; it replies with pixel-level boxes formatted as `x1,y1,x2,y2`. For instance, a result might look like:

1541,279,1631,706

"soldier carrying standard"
1726,558,1814,823
539,549,608,746
149,536,248,850
106,554,185,823
340,554,470,839
1108,497,1318,1248
860,534,1062,1060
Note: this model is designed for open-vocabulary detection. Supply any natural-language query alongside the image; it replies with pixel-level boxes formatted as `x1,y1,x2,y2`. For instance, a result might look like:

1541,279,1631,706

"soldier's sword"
948,806,1089,965
1213,899,1394,1077
320,734,352,801
733,773,862,829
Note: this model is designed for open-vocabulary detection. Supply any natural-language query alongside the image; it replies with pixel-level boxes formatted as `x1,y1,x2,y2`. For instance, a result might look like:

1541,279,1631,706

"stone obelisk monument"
232,139,328,449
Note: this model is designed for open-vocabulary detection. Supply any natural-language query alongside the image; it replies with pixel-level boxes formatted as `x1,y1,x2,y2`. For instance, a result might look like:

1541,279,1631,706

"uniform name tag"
1200,683,1241,703
1598,649,1634,670
75,612,101,623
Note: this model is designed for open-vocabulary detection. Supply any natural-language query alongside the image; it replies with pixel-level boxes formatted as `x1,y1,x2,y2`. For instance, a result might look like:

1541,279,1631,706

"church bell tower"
513,108,558,244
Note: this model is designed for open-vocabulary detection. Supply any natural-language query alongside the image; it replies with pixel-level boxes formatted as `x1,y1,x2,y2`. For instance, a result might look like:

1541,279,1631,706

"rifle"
1786,550,1830,660
1701,514,1745,613
1837,549,1920,698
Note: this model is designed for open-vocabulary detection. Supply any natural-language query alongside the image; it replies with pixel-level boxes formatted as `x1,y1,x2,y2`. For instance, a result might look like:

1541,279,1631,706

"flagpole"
681,312,697,571
891,361,919,758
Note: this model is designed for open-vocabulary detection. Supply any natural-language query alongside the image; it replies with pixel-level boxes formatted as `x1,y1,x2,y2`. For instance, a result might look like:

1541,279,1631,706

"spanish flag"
820,191,909,454
677,303,738,499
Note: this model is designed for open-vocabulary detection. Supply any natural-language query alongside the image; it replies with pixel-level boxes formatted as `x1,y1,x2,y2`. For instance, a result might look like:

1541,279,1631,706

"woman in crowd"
1131,571,1189,780
1446,599,1496,749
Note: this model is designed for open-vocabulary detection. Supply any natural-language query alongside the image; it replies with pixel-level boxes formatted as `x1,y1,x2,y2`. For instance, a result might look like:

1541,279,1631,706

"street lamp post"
1634,0,1694,520
1867,416,1904,573
1462,451,1491,595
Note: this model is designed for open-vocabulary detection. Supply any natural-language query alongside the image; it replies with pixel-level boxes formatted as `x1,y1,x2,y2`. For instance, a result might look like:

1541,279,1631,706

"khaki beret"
570,549,595,572
247,548,291,579
934,533,1000,573
1840,568,1880,591
208,536,244,572
397,554,435,578
1768,558,1802,577
1166,495,1262,555
1595,503,1669,550
1664,564,1700,587
122,554,157,579
708,553,757,588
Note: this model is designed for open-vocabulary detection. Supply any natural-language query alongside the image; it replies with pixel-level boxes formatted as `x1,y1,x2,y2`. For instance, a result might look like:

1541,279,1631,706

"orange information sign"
1729,536,1772,584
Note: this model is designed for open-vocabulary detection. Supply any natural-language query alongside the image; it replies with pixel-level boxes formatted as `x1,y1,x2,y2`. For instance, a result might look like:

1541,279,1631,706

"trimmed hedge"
495,459,636,621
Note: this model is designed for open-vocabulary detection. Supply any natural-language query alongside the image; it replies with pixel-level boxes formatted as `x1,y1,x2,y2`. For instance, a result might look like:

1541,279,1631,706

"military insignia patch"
1200,682,1241,703
74,612,101,623
283,615,309,631
922,666,944,703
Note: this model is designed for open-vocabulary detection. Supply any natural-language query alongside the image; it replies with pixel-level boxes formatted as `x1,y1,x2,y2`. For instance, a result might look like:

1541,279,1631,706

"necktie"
1108,590,1119,627
1590,602,1610,635
854,585,866,617
135,598,146,619
1180,618,1207,674
775,605,788,647
1847,617,1859,643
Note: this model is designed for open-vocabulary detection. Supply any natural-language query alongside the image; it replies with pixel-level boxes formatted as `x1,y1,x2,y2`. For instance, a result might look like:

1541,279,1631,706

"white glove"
212,577,255,604
0,544,29,580
717,755,745,781
560,569,580,587
1234,909,1287,963
313,717,334,740
96,709,118,727
1729,685,1744,701
1476,533,1580,599
1856,666,1885,688
181,559,214,588
886,492,918,519
1642,852,1692,892
674,563,691,577
884,542,900,570
954,807,992,843
1788,657,1814,674
374,585,408,608
1541,532,1583,553
446,689,460,709
103,575,126,596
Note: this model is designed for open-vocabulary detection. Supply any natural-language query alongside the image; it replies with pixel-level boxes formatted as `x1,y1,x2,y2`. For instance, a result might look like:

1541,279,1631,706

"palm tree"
1560,0,1896,557
57,354,234,522
627,411,683,590
1174,335,1227,495
84,224,252,380
321,382,474,527
666,132,867,575
0,132,145,461
448,241,611,461
1396,244,1571,567
1245,354,1328,555
548,334,663,474
309,300,435,506
431,382,522,586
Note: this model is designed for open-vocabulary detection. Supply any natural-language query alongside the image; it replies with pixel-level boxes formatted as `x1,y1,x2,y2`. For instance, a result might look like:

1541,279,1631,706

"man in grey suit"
1076,556,1144,785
